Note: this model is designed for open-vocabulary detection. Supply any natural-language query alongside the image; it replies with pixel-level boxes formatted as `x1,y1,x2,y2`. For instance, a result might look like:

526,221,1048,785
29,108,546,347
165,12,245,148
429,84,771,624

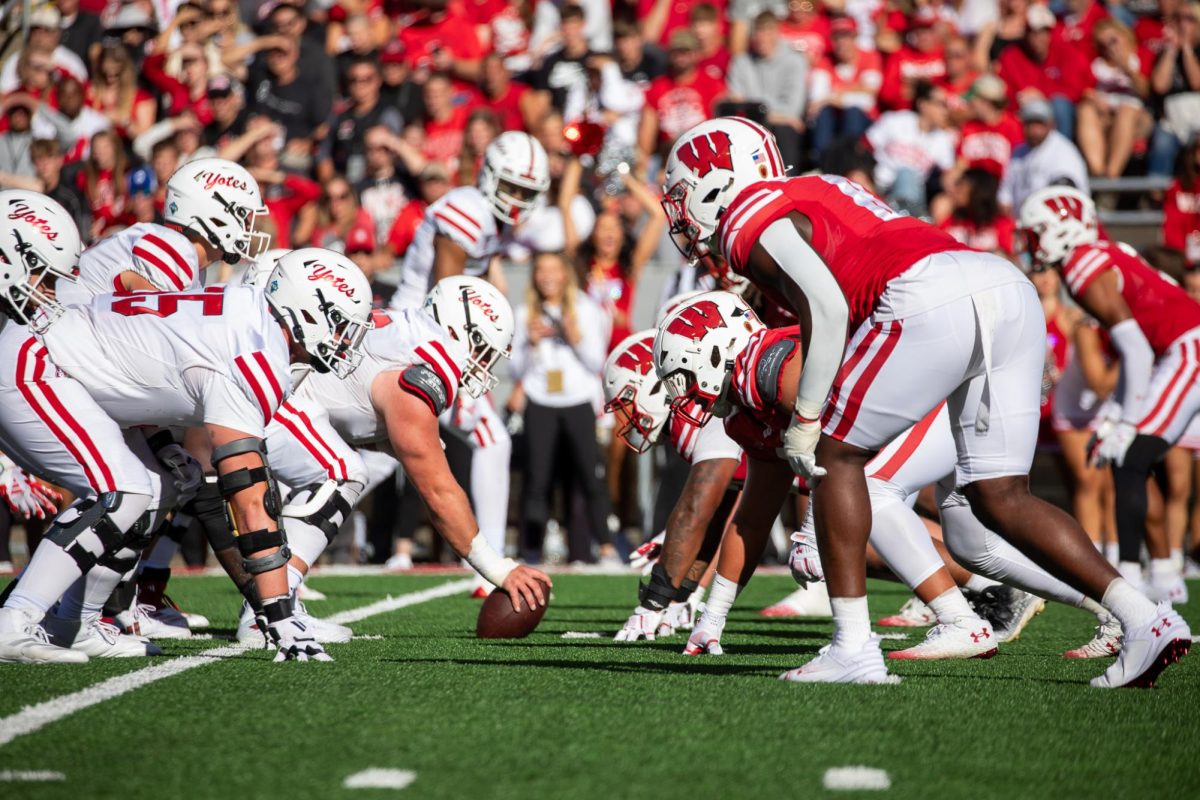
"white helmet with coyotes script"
165,157,269,264
478,131,551,226
662,117,786,262
654,291,764,428
424,275,515,398
0,190,81,326
265,248,374,379
604,330,671,454
1017,186,1099,269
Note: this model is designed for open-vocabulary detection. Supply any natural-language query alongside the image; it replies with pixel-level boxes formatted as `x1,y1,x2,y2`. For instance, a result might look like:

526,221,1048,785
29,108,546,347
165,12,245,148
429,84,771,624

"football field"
1,572,1197,800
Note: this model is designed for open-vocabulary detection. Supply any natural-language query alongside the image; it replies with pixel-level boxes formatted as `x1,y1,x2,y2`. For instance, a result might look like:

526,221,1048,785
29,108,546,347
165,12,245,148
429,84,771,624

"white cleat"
889,616,997,660
44,615,162,658
1147,573,1189,606
683,613,726,655
115,603,192,640
385,552,413,570
972,585,1045,643
1064,613,1123,659
760,583,832,618
294,598,352,644
0,608,88,664
877,596,935,627
160,595,210,630
296,582,327,601
1090,603,1191,688
779,636,899,684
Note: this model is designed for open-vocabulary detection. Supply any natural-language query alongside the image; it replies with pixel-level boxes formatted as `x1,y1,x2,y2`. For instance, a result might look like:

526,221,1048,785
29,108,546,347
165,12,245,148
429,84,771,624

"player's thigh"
865,404,956,494
269,400,363,487
948,282,1044,485
823,298,978,452
1139,338,1200,444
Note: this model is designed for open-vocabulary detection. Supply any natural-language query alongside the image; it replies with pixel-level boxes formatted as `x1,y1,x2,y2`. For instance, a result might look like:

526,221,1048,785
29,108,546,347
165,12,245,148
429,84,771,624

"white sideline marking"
352,634,384,641
344,768,417,790
877,633,909,641
0,579,472,749
823,767,891,791
0,770,65,782
561,631,602,639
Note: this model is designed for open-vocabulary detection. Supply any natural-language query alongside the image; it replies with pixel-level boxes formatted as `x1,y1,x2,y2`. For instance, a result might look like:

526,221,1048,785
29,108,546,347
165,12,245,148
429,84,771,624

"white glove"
629,531,665,574
682,612,726,655
155,443,204,506
0,464,60,519
1088,420,1138,468
780,415,826,483
268,617,333,662
788,530,824,585
659,600,696,636
614,606,664,641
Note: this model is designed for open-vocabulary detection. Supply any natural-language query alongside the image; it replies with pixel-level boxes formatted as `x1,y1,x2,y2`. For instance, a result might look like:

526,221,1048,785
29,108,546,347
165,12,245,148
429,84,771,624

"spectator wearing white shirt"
509,252,613,564
728,11,809,170
0,6,88,94
999,99,1091,214
865,80,956,216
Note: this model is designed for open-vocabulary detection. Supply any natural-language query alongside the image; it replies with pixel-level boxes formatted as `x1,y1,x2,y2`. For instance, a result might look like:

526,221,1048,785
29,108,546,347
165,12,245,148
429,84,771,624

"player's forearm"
1109,318,1155,424
661,459,737,587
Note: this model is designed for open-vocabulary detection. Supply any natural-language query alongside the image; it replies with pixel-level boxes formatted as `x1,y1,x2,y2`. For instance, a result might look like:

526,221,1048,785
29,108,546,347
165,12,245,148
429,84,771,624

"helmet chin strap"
711,361,736,419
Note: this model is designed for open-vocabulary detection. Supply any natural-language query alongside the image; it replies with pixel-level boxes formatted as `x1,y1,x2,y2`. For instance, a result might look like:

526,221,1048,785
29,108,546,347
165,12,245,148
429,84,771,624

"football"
476,590,549,639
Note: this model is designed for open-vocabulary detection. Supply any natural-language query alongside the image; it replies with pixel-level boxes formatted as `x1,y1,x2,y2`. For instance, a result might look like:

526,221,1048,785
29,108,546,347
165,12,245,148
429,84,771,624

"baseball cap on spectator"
668,29,700,52
1026,4,1056,31
967,158,1005,178
967,74,1008,105
28,6,61,29
381,41,406,64
106,4,157,33
128,166,157,196
208,74,242,98
909,7,938,29
1019,98,1054,123
830,17,858,36
345,225,375,254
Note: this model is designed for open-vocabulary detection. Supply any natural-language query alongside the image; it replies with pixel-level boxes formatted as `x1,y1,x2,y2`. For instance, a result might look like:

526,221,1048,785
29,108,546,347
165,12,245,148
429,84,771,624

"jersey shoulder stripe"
234,351,285,425
129,228,199,291
719,185,786,265
1065,246,1113,296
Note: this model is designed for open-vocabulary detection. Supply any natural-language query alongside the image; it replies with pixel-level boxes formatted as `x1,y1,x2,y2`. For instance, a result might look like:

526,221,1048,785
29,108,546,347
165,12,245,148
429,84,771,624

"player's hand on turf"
659,600,696,636
683,613,726,655
781,416,826,484
155,443,205,505
1089,420,1137,468
0,463,60,519
615,606,664,641
629,532,665,574
502,565,551,612
788,531,824,585
268,617,333,662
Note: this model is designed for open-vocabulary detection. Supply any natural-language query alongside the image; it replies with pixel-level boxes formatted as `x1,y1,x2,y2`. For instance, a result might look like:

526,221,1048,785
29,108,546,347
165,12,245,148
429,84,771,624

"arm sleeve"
758,218,849,422
1109,318,1156,426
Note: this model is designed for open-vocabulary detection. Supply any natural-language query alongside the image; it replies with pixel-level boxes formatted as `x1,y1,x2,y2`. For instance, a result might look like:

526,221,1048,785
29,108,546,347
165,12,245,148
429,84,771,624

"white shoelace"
23,623,54,645
91,619,122,644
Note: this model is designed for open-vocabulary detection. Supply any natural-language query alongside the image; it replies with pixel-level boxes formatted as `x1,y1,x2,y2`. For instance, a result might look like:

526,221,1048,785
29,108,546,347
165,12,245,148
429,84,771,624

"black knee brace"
212,438,290,573
236,528,290,574
46,493,127,573
639,563,678,611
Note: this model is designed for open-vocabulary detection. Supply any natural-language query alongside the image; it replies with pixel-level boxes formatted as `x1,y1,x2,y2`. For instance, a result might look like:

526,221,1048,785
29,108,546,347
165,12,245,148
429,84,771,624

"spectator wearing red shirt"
779,0,832,65
87,43,157,141
807,16,881,161
1162,135,1200,266
937,166,1017,257
1134,0,1180,57
640,0,728,47
957,74,1024,175
691,3,732,78
996,3,1093,141
418,72,474,174
481,53,534,132
310,175,378,255
937,35,980,122
385,162,451,262
1055,0,1109,63
76,129,129,240
141,45,215,128
637,29,727,166
878,13,946,110
1148,4,1200,177
1077,18,1153,178
397,0,485,84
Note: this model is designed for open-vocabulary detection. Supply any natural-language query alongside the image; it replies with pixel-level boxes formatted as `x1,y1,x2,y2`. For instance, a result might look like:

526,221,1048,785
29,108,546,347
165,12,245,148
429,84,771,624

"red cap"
381,40,406,64
967,157,1005,178
910,8,938,29
345,225,376,254
830,16,858,35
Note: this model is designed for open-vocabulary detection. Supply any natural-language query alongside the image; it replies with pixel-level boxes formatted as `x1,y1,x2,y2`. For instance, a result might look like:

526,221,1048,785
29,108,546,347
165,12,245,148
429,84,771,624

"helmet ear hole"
710,345,721,368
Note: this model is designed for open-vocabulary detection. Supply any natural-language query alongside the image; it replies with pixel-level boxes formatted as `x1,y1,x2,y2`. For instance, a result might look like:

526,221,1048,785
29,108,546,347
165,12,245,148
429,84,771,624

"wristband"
465,533,517,587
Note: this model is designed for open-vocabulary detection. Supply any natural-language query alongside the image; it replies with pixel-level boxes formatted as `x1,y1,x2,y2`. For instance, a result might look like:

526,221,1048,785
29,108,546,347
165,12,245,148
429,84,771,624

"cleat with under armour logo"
889,616,998,660
1090,603,1191,688
780,635,900,684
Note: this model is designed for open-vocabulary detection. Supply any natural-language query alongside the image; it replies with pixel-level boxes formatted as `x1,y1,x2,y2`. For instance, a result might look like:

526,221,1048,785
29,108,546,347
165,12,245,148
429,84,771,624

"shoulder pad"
754,338,797,408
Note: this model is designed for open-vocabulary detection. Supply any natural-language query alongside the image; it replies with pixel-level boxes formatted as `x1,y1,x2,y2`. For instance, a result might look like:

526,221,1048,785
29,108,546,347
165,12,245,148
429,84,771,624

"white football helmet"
243,247,291,290
165,157,269,264
0,190,81,326
1017,186,1099,268
478,131,550,226
662,117,786,261
264,248,374,379
424,275,515,398
653,291,764,428
604,330,671,454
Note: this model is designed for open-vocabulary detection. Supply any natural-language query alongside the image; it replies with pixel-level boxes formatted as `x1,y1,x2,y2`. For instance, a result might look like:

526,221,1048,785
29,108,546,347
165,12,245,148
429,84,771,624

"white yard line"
344,768,417,790
0,578,472,750
0,769,66,782
822,766,891,791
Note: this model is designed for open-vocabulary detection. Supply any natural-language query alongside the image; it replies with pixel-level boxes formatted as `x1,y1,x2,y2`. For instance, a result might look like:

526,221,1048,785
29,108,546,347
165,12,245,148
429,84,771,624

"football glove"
1087,419,1138,468
659,600,696,637
788,530,824,585
0,462,60,520
682,612,726,655
629,531,665,574
268,616,333,662
614,606,664,641
780,415,826,484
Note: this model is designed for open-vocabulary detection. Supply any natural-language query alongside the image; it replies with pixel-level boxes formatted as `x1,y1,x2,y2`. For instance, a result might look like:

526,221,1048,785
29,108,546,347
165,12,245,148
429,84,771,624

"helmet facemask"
0,228,74,327
285,287,372,379
662,182,714,263
606,381,667,453
436,286,510,398
661,359,732,429
209,189,270,263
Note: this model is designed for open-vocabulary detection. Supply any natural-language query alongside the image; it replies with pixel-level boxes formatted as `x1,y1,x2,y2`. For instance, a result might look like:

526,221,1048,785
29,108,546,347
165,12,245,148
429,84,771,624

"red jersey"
780,14,831,65
1062,240,1200,356
645,70,726,145
957,114,1024,172
937,214,1016,256
996,43,1094,104
585,260,635,352
397,5,484,69
878,47,945,110
725,326,802,462
1055,2,1108,63
718,175,970,329
1162,178,1200,265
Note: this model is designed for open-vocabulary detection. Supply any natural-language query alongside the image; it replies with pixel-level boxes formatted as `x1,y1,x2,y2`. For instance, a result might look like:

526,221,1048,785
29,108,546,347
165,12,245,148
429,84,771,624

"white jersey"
294,308,468,446
35,285,290,438
391,187,502,310
58,223,202,306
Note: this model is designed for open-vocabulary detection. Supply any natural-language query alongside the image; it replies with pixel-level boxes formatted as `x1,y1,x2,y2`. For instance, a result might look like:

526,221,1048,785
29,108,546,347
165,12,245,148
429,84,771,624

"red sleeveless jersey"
717,175,971,329
1062,241,1200,357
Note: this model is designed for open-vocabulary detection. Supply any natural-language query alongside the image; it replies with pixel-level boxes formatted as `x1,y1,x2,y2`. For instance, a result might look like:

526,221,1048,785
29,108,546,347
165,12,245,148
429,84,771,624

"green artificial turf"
1,573,1197,800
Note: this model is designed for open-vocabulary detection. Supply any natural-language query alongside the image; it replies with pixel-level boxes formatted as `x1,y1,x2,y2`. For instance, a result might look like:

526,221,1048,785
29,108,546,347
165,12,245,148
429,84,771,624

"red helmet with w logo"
1017,186,1098,268
662,117,786,261
653,291,764,427
603,330,671,453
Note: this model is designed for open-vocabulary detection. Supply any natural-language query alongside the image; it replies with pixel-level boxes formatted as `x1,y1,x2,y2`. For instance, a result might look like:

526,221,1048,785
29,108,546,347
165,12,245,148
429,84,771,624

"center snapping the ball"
476,590,549,639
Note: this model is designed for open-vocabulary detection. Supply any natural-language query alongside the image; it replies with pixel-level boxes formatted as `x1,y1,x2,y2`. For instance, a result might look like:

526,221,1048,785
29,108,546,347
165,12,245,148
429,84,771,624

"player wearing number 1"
660,118,1190,687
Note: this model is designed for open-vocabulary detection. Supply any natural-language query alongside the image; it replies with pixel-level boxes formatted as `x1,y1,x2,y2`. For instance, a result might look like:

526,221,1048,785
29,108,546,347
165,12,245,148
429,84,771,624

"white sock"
831,596,871,649
1171,548,1184,571
1102,578,1157,629
927,588,975,625
703,574,742,622
1148,558,1178,582
142,537,178,571
1078,596,1106,617
965,574,1000,592
286,563,305,595
59,563,123,622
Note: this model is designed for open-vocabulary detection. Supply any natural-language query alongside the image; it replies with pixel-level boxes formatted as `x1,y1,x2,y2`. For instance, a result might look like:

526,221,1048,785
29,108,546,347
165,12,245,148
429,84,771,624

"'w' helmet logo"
678,132,734,178
667,300,727,339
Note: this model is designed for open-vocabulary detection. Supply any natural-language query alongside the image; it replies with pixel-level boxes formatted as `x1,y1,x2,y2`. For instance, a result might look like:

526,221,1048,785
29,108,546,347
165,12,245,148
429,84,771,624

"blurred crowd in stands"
2,0,1200,572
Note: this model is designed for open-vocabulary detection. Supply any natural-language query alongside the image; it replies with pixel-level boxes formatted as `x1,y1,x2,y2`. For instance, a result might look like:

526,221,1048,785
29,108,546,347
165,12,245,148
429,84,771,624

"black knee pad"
639,563,677,611
191,478,236,551
675,578,699,603
46,493,127,573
